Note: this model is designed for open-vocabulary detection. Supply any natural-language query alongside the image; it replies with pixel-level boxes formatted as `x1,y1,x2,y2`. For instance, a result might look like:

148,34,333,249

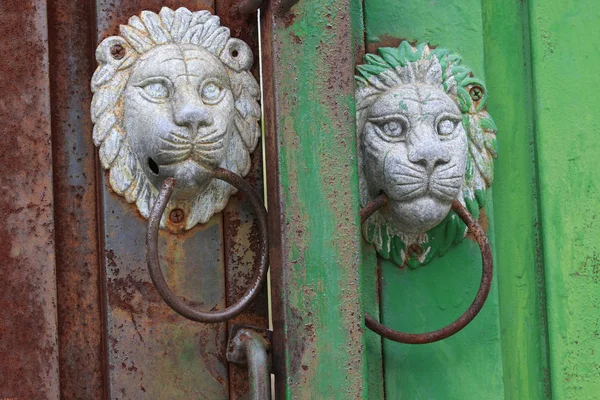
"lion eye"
437,118,456,135
200,82,224,104
383,120,405,138
142,82,170,100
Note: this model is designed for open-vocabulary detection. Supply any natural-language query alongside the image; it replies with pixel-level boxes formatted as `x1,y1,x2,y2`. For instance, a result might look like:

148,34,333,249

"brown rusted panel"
95,1,231,398
216,2,268,398
0,1,60,398
47,0,106,398
96,0,214,37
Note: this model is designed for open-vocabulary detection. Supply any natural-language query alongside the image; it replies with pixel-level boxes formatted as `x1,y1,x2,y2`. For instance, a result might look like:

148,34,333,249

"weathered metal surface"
147,170,268,322
216,2,268,397
261,0,370,397
226,328,271,400
95,1,231,398
47,0,106,397
91,7,261,231
527,0,600,397
363,0,504,397
363,198,493,344
235,0,262,16
0,0,60,398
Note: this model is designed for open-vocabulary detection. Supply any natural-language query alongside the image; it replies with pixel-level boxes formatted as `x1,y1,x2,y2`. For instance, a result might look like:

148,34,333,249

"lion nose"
173,88,214,131
407,123,450,171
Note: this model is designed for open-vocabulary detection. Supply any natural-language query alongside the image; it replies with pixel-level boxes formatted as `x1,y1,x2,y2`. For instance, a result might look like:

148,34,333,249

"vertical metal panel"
363,0,504,398
482,1,551,398
0,0,60,398
528,0,600,397
351,0,385,396
47,0,107,397
216,2,269,399
261,0,369,397
95,1,229,398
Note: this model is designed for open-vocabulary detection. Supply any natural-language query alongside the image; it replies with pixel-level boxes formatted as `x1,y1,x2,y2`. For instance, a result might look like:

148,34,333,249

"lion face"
362,84,468,234
124,44,235,200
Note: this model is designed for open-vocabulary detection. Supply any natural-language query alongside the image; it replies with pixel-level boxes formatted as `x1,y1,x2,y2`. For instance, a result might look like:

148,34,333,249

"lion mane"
91,7,260,230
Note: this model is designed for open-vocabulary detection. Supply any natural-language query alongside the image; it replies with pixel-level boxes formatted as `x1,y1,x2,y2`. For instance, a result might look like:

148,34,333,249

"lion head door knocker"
356,41,498,268
91,8,268,325
357,42,498,343
91,7,260,232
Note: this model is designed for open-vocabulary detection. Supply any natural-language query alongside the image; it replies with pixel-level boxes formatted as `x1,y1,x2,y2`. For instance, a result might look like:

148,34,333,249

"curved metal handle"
147,167,269,323
227,328,271,400
361,197,493,344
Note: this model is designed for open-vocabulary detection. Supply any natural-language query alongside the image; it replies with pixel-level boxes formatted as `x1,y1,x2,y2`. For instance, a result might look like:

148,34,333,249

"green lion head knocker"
355,41,498,267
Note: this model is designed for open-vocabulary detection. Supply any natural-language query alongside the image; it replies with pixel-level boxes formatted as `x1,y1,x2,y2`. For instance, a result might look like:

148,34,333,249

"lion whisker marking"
399,162,426,174
158,140,192,149
195,140,226,148
398,186,426,199
390,171,425,180
435,163,458,174
395,182,424,187
167,130,192,141
430,187,455,201
157,150,190,160
430,185,459,197
196,131,226,143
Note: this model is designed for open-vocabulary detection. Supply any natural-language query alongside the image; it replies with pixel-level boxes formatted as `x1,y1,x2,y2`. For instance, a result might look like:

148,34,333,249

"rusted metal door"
4,1,597,399
0,1,267,398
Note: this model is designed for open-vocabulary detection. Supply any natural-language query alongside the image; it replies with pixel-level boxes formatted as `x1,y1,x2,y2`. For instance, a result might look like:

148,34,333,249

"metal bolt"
407,244,423,257
469,86,484,101
170,208,185,223
110,44,126,60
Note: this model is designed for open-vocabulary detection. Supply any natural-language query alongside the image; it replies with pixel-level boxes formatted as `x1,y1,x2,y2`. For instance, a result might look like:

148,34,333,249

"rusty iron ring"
361,196,493,344
147,167,269,323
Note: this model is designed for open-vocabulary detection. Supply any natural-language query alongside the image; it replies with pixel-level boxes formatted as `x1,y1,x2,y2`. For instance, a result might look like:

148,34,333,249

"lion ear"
92,36,135,91
220,39,253,72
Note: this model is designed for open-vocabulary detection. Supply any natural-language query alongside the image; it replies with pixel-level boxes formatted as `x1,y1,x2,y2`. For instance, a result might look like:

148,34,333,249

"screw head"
407,244,423,257
169,208,185,223
469,85,484,101
110,44,126,60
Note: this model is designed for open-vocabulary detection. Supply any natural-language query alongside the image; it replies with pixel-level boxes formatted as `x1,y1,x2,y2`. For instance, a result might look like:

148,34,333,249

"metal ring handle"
361,197,493,344
147,167,269,323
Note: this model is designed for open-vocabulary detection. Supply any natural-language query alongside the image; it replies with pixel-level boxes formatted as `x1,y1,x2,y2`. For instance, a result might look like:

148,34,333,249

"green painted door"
263,0,600,398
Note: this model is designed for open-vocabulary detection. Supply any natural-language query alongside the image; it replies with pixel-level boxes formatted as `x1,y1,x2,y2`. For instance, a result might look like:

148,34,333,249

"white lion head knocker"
91,7,260,231
356,42,498,267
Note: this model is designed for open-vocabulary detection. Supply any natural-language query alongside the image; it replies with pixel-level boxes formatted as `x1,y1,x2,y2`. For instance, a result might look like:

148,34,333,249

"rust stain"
47,0,106,397
0,0,60,398
467,208,489,241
